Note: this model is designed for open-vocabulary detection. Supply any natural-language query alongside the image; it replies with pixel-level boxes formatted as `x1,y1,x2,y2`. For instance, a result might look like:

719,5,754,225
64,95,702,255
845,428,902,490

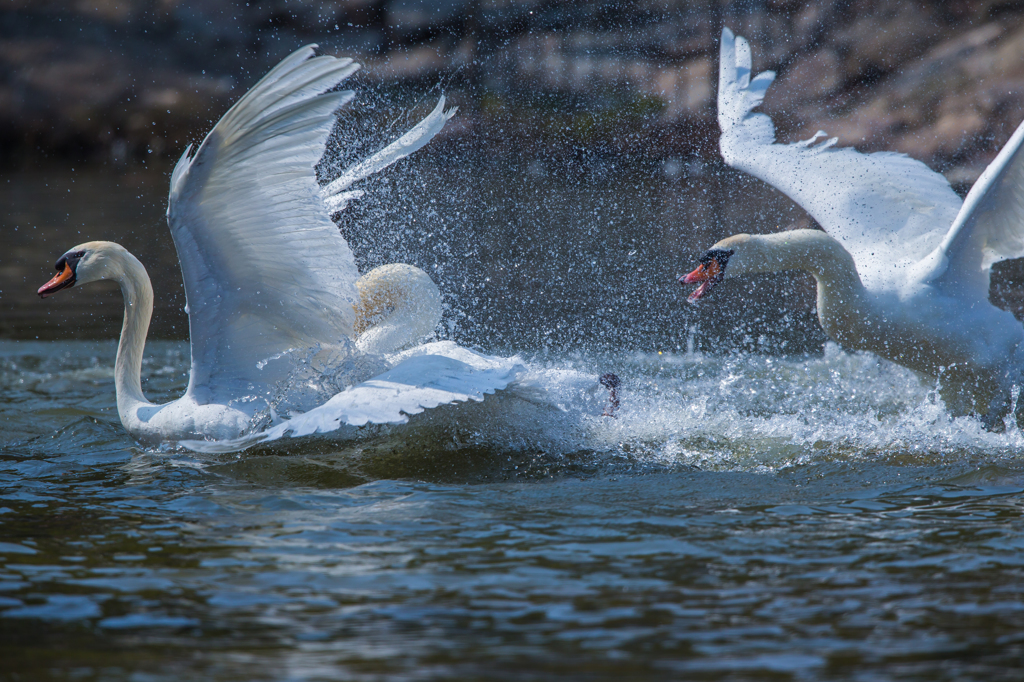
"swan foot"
600,373,621,418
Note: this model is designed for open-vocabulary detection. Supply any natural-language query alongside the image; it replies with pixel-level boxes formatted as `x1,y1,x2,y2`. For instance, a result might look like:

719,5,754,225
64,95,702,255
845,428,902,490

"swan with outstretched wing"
38,46,523,450
681,28,1024,430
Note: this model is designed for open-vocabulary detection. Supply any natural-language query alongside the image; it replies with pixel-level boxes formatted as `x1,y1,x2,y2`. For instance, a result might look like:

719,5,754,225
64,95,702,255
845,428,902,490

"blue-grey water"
5,160,1024,680
4,338,1024,681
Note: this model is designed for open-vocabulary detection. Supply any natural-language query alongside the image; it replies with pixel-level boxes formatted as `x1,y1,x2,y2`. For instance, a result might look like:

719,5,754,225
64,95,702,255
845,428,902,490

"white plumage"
683,28,1024,430
186,342,524,453
38,46,522,450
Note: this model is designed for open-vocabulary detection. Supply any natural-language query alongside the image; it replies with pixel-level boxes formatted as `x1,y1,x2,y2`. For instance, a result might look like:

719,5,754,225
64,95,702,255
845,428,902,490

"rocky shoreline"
4,1,1024,184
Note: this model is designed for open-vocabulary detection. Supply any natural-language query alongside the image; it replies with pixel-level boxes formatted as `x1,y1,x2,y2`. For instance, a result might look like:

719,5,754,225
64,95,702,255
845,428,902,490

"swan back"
354,264,442,355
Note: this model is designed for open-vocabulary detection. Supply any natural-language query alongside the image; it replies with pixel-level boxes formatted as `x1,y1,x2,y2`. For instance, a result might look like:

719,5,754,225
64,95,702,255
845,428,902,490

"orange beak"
680,260,722,303
38,263,75,298
682,259,721,284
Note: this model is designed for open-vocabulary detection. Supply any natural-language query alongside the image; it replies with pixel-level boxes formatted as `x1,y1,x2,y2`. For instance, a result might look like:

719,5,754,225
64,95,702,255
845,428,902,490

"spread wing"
167,46,362,403
180,347,526,453
925,118,1024,297
320,96,456,212
718,28,964,291
166,46,455,405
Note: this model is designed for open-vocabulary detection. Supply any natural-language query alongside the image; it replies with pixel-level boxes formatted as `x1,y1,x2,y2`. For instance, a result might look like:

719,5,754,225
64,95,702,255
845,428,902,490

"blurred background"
4,0,1024,355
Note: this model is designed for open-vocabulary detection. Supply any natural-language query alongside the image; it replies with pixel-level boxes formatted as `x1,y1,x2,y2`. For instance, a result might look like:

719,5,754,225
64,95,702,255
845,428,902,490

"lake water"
4,156,1024,679
4,338,1024,680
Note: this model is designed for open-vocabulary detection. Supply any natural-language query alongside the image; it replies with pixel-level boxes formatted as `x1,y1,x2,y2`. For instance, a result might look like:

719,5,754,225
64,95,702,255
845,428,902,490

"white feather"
167,46,364,401
321,97,457,200
182,343,525,453
718,27,966,292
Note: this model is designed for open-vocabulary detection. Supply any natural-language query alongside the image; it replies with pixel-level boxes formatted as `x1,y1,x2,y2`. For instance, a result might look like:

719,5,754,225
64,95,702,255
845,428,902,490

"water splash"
4,340,1023,483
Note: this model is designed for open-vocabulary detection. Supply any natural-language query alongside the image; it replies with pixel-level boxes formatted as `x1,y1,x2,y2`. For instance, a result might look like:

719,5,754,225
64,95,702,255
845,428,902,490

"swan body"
354,263,442,355
38,47,523,449
682,29,1024,428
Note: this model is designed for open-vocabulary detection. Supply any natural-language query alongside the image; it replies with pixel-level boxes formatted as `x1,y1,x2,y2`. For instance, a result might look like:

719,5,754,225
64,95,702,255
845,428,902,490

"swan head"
681,230,855,302
354,263,442,355
679,234,746,303
37,241,128,298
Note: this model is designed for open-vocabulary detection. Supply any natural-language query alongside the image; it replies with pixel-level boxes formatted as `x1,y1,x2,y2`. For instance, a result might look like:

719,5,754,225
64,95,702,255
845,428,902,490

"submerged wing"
181,347,526,453
925,118,1024,297
167,46,455,405
718,28,964,290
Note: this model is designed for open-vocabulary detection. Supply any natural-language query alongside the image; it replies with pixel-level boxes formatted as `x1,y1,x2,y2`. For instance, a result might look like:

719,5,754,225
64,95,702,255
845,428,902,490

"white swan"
37,46,523,451
681,28,1024,430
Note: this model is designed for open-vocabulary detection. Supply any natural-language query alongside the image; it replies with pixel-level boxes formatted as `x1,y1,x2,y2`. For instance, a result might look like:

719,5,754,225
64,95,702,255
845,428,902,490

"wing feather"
166,47,365,404
180,351,525,453
718,28,964,291
927,118,1024,296
321,96,457,210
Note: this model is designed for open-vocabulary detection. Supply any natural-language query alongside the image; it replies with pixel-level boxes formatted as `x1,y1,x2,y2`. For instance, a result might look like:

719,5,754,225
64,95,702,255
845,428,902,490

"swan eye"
55,250,87,272
700,248,734,273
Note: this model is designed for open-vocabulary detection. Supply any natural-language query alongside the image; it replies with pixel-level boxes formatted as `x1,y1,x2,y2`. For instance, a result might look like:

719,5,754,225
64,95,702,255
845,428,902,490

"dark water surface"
4,339,1024,681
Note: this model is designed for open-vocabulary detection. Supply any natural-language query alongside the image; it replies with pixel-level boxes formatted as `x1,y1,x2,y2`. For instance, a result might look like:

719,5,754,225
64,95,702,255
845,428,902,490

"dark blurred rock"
0,35,234,161
3,0,1024,181
770,47,843,104
779,18,1024,182
386,0,468,39
835,2,950,80
791,0,843,47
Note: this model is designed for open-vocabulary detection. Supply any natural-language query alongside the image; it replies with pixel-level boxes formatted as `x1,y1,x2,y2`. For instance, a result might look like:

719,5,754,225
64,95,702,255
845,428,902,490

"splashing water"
4,339,1022,475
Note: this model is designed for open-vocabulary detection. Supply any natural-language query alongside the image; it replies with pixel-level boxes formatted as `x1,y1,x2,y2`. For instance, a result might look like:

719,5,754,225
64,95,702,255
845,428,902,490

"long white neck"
112,251,156,420
724,230,874,344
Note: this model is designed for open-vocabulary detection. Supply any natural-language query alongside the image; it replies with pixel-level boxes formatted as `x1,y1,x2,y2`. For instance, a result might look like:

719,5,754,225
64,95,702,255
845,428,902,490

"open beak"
38,263,75,298
679,248,733,304
679,260,722,303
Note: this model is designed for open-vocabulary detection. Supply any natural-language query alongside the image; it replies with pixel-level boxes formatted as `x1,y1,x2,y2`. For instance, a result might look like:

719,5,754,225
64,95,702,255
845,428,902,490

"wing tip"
437,94,458,121
168,142,196,201
320,95,453,198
